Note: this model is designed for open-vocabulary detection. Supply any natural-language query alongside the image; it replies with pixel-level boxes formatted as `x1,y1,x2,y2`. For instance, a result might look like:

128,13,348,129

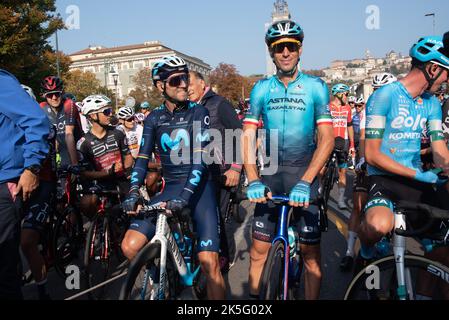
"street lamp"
425,13,435,34
110,67,119,108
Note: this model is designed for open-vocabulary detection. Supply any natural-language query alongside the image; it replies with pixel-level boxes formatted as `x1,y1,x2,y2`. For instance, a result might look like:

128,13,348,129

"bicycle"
258,196,325,300
83,184,129,300
119,202,207,300
344,200,449,300
224,173,248,224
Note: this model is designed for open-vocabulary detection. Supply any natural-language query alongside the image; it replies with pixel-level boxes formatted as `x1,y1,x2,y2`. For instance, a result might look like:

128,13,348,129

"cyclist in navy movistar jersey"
121,56,225,300
358,34,449,285
242,19,335,300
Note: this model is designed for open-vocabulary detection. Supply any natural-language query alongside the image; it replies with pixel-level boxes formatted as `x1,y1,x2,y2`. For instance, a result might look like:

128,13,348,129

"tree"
209,63,253,105
63,69,102,101
130,67,164,108
0,0,67,92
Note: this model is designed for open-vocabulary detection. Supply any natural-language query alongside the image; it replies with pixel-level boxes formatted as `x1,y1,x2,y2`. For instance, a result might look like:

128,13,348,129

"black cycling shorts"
23,181,56,234
253,166,321,246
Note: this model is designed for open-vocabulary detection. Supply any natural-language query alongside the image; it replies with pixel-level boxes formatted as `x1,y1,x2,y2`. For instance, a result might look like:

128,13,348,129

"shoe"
339,255,354,272
338,199,347,209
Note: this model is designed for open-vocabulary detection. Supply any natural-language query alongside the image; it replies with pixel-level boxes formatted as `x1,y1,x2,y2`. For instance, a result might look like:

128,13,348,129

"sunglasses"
101,108,113,116
166,74,189,87
45,92,62,99
125,117,134,122
272,42,300,54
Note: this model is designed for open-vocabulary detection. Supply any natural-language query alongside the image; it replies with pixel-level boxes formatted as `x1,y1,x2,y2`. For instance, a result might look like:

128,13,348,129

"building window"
122,63,129,70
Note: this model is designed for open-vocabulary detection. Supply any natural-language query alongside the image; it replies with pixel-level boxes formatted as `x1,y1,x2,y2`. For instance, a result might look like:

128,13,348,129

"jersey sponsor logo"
189,170,202,186
160,129,190,152
91,137,120,157
195,132,210,143
204,115,210,126
267,97,306,105
391,109,427,131
131,172,139,184
388,132,422,140
200,239,213,248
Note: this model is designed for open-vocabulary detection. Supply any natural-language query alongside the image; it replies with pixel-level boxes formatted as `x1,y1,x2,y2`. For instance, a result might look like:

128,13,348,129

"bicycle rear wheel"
259,240,287,300
119,242,178,300
344,255,449,300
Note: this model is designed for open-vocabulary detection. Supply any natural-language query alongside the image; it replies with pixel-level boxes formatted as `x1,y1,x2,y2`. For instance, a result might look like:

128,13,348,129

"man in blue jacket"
0,69,50,299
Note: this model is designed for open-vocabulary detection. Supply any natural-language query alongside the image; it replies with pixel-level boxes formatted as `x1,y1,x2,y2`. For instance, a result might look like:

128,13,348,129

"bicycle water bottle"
288,227,297,259
375,237,391,257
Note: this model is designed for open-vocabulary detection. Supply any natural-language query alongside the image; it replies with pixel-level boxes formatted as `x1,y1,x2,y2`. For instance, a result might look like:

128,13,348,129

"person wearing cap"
357,33,449,296
242,20,334,300
140,101,151,118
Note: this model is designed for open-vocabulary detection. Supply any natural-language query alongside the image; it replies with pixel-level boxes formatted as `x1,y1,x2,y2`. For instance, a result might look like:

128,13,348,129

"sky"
52,0,449,76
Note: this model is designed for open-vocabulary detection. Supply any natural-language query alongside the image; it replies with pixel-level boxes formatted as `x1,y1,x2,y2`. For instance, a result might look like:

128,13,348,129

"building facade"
69,41,212,98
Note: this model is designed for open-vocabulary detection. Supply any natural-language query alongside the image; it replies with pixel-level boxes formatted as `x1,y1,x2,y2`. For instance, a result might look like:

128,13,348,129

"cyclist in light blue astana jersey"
358,34,449,280
242,19,334,300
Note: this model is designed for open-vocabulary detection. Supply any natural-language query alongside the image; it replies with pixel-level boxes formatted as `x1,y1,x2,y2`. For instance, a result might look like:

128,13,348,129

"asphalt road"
22,173,360,300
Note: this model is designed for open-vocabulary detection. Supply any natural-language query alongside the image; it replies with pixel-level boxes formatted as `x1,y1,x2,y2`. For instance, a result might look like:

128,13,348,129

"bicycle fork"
393,211,412,300
272,204,290,300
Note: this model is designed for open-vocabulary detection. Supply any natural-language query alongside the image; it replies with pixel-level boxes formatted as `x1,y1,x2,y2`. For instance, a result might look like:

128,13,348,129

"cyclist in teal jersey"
242,19,334,300
358,34,449,285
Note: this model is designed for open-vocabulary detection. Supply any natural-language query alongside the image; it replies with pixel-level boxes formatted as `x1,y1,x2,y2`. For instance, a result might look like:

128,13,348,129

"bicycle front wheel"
259,240,288,300
344,255,449,300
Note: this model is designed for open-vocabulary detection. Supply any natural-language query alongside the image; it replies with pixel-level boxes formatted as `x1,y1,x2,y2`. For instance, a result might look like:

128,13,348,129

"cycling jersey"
352,109,365,136
243,72,332,166
40,99,83,169
130,102,211,203
117,124,143,159
330,103,353,140
76,128,130,178
443,99,449,142
365,81,445,176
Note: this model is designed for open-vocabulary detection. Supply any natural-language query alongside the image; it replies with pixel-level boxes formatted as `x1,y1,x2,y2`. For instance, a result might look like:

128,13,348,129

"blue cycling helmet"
410,35,449,70
152,55,189,86
141,101,150,109
331,84,350,96
265,20,304,47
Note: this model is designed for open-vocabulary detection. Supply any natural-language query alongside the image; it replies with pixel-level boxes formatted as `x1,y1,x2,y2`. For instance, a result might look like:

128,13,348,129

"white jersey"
117,124,143,159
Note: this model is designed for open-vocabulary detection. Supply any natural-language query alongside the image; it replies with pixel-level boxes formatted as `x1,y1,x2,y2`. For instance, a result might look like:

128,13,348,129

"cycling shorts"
129,179,220,253
22,181,56,234
253,166,321,245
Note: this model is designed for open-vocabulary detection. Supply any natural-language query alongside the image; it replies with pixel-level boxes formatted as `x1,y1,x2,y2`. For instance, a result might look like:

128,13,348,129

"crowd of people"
0,18,449,301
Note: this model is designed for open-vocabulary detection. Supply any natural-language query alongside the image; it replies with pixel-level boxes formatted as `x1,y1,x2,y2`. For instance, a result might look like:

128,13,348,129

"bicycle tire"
344,255,449,300
259,240,287,300
119,242,178,300
52,207,84,278
83,214,111,300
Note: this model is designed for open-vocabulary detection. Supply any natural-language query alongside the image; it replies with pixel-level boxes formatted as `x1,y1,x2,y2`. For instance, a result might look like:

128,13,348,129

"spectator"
0,69,50,299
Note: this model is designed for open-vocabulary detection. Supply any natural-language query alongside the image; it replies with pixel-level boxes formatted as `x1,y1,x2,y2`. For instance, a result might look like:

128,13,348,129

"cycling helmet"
410,35,449,70
152,56,189,86
372,73,397,89
117,106,135,120
331,84,350,96
356,97,365,104
141,101,150,109
21,84,36,101
135,113,145,122
63,93,77,102
348,96,356,103
81,95,111,115
41,76,64,94
265,20,304,47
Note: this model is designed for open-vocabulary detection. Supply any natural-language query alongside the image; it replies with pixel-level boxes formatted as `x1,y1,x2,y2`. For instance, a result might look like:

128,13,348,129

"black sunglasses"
101,108,113,116
272,42,300,54
166,74,189,87
45,91,62,99
125,117,134,122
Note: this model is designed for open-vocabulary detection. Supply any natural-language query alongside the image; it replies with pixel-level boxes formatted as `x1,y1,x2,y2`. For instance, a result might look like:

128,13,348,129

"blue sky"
53,0,449,75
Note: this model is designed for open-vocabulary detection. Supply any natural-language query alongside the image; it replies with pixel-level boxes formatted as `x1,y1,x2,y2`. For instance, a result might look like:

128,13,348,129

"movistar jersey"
243,72,332,166
130,102,210,202
365,81,444,176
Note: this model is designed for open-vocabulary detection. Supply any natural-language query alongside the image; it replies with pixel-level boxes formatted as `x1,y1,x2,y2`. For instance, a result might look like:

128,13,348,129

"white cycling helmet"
21,84,36,101
81,95,111,115
372,73,397,89
117,106,135,120
356,97,365,104
348,96,356,103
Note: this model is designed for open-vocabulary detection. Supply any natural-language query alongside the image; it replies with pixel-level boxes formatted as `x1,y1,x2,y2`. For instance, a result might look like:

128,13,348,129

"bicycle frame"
269,195,293,300
392,209,411,300
150,212,200,300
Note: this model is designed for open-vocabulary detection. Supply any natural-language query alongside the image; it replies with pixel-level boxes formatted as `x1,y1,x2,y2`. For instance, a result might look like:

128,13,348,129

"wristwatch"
25,164,41,175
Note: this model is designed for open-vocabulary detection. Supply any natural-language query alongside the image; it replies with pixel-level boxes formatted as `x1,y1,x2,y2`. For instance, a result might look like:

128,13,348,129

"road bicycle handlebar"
395,200,449,237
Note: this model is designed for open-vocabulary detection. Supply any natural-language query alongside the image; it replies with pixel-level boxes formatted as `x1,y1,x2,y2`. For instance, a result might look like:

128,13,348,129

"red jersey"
329,103,352,140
